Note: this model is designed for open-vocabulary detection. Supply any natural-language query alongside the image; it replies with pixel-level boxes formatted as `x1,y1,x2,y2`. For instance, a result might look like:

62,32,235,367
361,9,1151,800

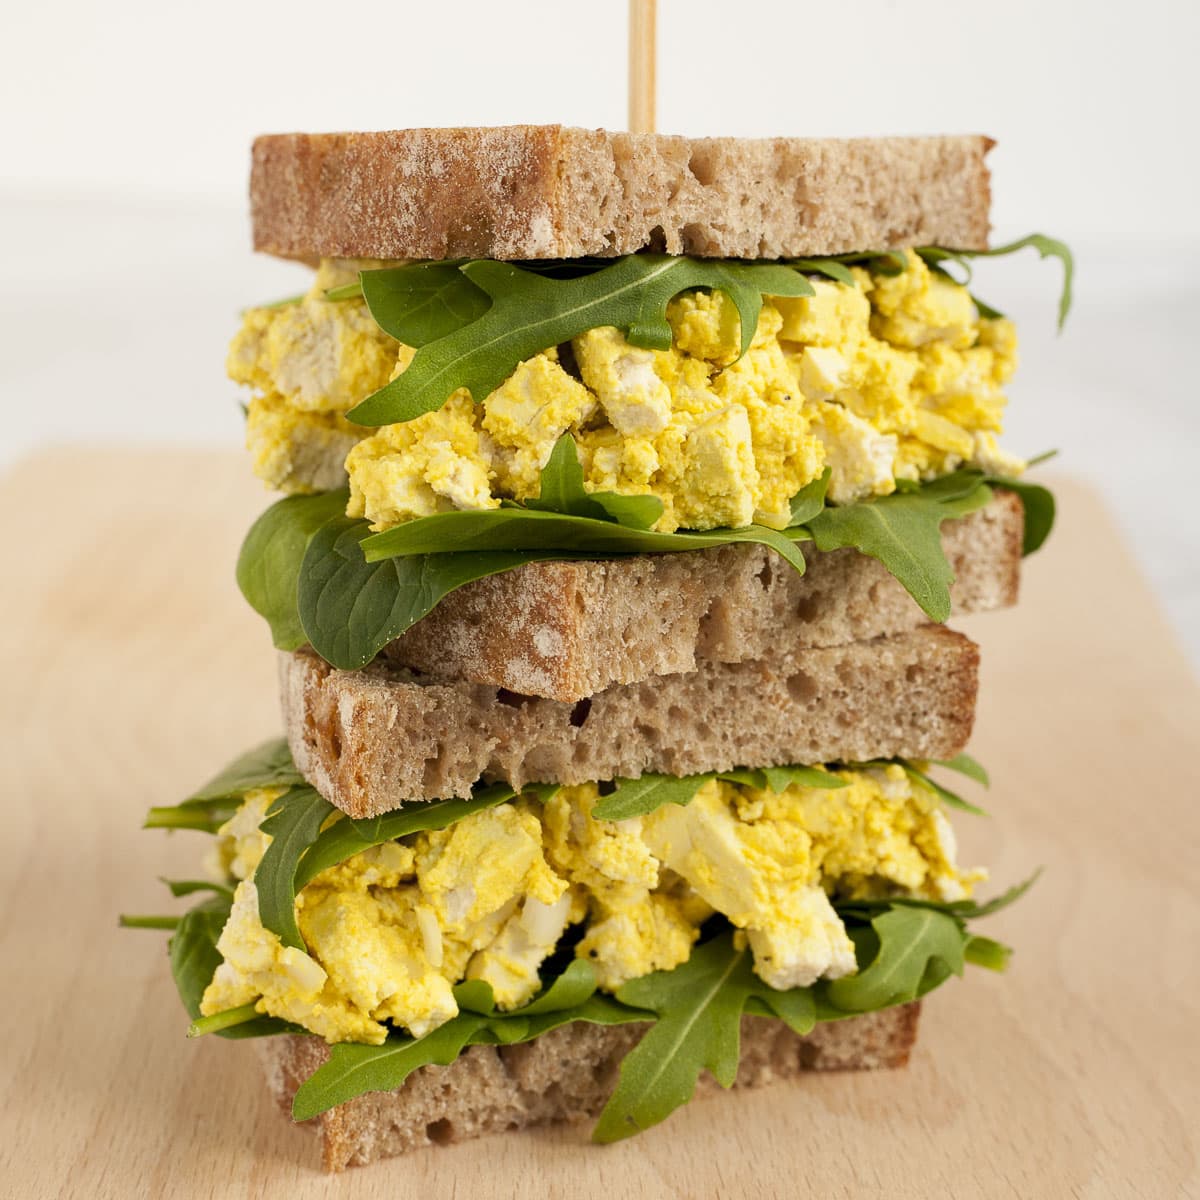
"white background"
2,0,1197,662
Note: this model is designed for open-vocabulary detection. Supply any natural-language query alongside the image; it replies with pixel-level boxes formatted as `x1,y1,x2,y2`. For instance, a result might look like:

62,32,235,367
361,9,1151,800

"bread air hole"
425,1119,454,1145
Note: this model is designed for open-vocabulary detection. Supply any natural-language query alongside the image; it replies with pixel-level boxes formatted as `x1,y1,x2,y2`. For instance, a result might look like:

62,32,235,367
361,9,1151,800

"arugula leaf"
292,960,649,1121
930,752,990,787
593,934,817,1143
592,763,846,822
160,879,234,901
294,785,517,891
237,489,349,650
837,870,1041,924
346,256,816,425
119,915,180,929
255,786,336,950
786,258,858,286
805,475,994,622
902,761,988,817
919,234,1075,331
964,935,1012,971
186,737,304,802
297,514,564,670
525,435,663,530
819,907,967,1013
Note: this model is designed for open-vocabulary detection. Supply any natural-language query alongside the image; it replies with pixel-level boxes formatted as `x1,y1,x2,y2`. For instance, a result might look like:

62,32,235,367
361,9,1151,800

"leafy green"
187,1003,261,1038
118,915,180,930
293,785,519,892
160,879,234,901
930,752,990,787
237,489,349,650
167,894,297,1038
902,761,988,817
820,907,967,1013
360,262,491,346
593,764,846,822
346,256,817,425
292,961,650,1121
918,234,1075,331
254,786,336,950
239,448,1052,670
525,435,663,530
805,472,994,623
296,513,561,671
186,737,304,802
593,934,815,1142
834,870,1040,923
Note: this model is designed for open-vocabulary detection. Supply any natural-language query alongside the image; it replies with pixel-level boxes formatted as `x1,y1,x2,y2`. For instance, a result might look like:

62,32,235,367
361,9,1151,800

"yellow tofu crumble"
228,254,1023,532
199,767,981,1045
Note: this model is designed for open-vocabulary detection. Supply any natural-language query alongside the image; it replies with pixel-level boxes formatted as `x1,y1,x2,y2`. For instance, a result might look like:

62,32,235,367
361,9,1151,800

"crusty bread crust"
385,491,1022,702
282,626,978,815
258,1004,920,1171
250,126,992,262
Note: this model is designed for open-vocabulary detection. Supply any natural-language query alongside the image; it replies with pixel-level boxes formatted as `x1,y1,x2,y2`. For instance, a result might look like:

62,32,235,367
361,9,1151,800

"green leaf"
524,435,664,531
159,879,234,901
837,870,1041,924
820,907,967,1013
964,935,1013,972
255,786,336,951
361,506,809,573
943,233,1075,331
592,774,710,822
346,256,815,425
298,514,561,670
292,959,647,1121
902,761,988,817
237,490,349,650
929,753,990,787
119,915,180,930
786,468,831,528
143,805,238,833
592,763,847,822
786,258,858,286
805,475,994,622
187,1002,262,1038
992,475,1056,554
594,933,815,1143
186,737,304,803
167,894,295,1038
359,262,491,347
294,785,517,892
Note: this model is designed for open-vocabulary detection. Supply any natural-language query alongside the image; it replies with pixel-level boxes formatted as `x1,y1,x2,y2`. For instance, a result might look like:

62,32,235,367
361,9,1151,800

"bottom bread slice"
284,625,978,814
259,1003,921,1171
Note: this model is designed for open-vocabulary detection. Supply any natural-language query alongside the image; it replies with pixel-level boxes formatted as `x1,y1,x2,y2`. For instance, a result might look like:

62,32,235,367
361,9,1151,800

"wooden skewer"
628,0,657,134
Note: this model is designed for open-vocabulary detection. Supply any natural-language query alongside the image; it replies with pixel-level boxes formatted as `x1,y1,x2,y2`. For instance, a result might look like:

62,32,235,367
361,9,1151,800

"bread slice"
260,1003,920,1171
283,625,977,815
384,490,1022,703
251,126,991,262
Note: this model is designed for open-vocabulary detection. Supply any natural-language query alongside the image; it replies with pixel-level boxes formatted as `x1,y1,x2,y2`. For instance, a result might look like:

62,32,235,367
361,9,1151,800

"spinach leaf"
186,737,303,802
255,786,336,950
167,894,296,1038
237,489,349,650
346,256,816,425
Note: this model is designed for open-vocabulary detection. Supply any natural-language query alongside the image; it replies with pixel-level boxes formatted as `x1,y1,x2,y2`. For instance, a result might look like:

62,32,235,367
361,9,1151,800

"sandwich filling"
198,763,978,1045
230,253,1024,532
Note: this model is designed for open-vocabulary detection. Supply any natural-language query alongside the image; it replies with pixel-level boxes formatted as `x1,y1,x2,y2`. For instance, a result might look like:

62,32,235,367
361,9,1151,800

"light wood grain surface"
1,450,1196,1199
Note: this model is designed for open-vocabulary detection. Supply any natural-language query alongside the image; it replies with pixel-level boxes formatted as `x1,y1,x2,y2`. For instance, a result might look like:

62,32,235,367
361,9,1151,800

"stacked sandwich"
129,127,1066,1171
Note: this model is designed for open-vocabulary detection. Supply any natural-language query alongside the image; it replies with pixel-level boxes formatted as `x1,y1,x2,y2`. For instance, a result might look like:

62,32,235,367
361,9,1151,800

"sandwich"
125,126,1066,1171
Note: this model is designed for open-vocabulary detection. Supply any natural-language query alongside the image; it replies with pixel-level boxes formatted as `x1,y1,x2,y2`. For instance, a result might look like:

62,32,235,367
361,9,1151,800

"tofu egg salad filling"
128,741,1029,1136
231,243,1066,674
231,253,1021,527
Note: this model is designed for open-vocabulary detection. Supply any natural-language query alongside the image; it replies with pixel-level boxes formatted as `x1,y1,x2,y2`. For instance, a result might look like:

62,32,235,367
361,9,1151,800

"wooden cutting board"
1,450,1196,1199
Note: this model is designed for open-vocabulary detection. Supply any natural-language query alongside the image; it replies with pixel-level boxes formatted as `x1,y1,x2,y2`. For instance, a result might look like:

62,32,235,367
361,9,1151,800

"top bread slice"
382,490,1023,703
251,126,992,262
